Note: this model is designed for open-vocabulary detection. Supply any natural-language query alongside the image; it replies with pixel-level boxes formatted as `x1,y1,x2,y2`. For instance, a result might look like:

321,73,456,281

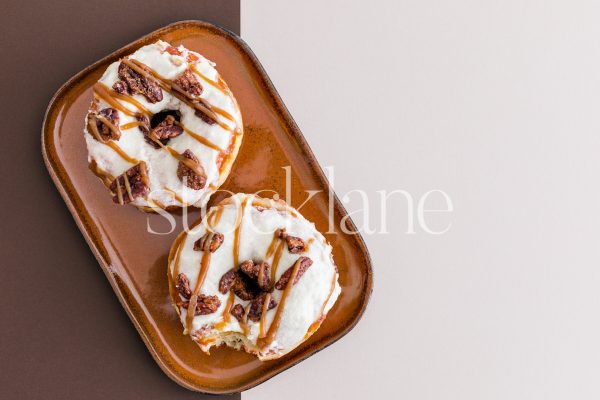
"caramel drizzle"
258,293,272,339
168,232,188,308
207,206,224,230
120,121,144,130
166,147,205,177
96,114,120,136
232,197,250,267
124,58,236,134
173,121,221,152
121,172,134,204
198,337,216,346
150,198,167,210
214,294,234,331
265,229,285,281
87,116,138,164
265,230,279,258
304,270,338,339
164,187,189,206
89,160,114,187
107,142,138,164
93,82,150,116
185,247,212,332
190,64,230,96
176,64,238,127
218,197,250,326
112,170,134,205
240,303,252,336
212,105,235,123
258,258,303,347
185,220,221,332
270,242,285,282
216,135,237,174
143,128,205,177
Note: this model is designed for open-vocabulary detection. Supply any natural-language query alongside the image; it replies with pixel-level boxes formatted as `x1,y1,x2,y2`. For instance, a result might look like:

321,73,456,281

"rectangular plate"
42,21,373,394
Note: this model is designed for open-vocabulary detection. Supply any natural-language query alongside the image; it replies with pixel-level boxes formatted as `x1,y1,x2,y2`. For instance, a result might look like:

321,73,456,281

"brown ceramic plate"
42,21,373,394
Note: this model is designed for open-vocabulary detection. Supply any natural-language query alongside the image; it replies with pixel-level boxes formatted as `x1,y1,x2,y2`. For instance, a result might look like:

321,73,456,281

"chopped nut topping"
275,257,313,290
218,266,260,301
109,162,149,205
173,69,203,97
117,62,163,103
136,114,150,134
232,273,260,301
88,107,121,142
247,293,277,322
278,228,307,254
239,260,273,292
182,294,221,315
219,259,276,302
112,80,128,94
230,303,246,323
193,232,224,253
144,113,183,148
219,269,237,294
175,273,192,299
165,45,182,56
177,149,207,190
193,98,217,125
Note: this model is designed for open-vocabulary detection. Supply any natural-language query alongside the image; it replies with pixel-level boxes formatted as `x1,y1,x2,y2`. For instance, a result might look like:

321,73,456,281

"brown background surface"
0,1,240,398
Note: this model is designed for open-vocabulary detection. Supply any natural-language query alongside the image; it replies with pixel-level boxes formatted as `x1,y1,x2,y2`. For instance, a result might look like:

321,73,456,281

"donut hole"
150,109,181,128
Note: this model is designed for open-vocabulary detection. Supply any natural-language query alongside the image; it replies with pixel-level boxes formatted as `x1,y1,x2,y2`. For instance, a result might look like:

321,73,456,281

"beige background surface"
243,1,600,399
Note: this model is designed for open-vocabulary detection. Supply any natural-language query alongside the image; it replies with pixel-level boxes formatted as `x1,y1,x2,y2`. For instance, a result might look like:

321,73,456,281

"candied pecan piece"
165,45,182,56
109,162,150,205
182,294,221,315
285,236,306,253
232,273,260,301
237,260,254,276
277,228,307,254
144,114,183,148
247,293,277,322
239,260,273,292
175,273,192,299
230,304,246,323
177,149,207,190
88,107,121,142
193,98,217,125
136,114,150,134
173,69,203,97
112,80,128,94
219,269,237,294
117,62,163,103
275,257,313,290
194,232,224,253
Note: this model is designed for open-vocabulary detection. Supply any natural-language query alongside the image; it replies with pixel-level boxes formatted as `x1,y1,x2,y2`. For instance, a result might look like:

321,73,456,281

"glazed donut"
168,194,341,360
84,40,243,211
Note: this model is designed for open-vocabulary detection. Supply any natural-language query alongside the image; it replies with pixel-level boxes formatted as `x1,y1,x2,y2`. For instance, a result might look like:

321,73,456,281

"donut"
168,194,341,360
84,40,243,211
